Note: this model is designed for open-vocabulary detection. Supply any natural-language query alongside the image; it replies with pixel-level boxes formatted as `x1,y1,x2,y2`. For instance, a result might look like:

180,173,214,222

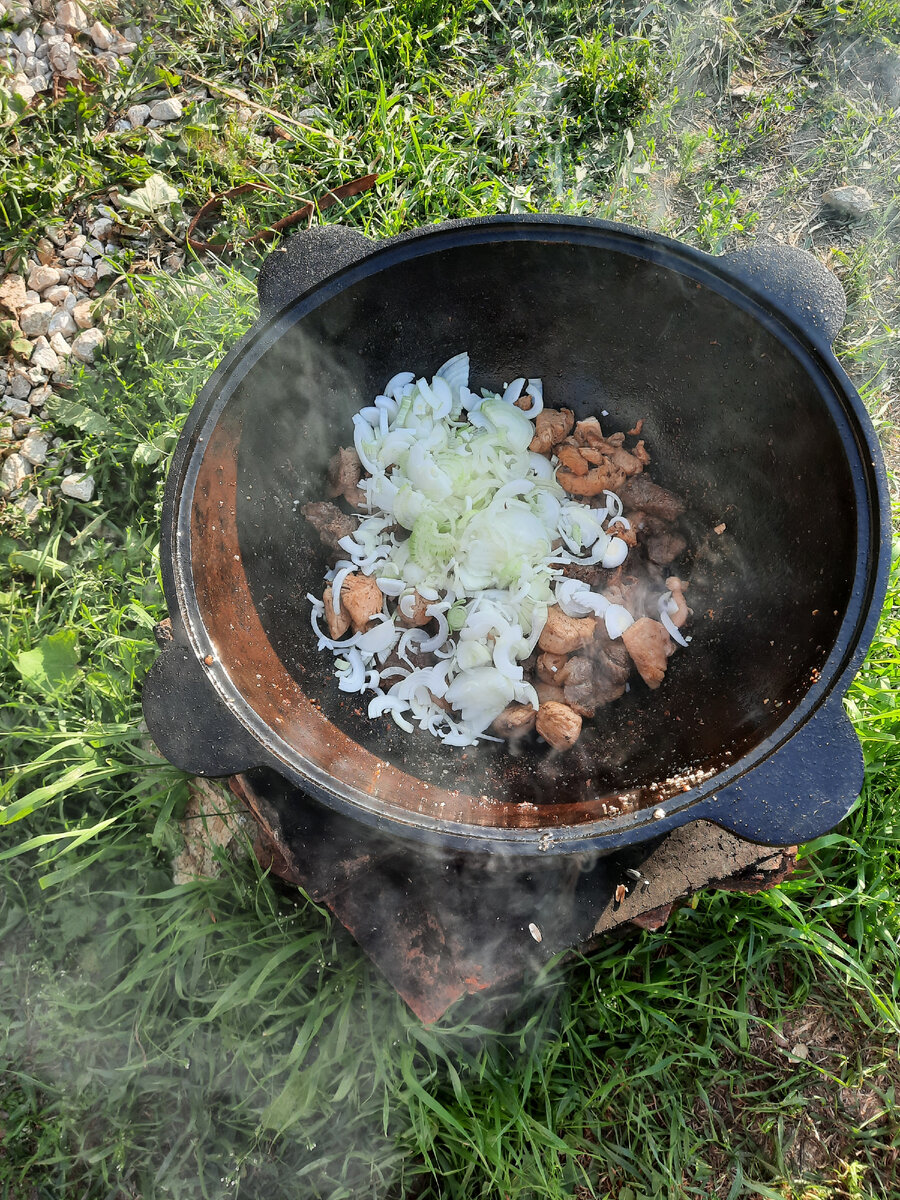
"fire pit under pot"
143,217,890,857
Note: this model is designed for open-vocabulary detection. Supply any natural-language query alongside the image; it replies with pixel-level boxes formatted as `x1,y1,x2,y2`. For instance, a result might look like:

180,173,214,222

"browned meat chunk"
587,624,632,684
572,417,605,447
341,573,383,632
619,476,685,522
327,447,364,507
558,655,626,717
529,408,574,454
622,617,673,689
322,585,351,640
646,529,687,565
514,393,534,411
535,681,565,705
537,651,568,683
665,577,691,628
538,606,596,655
492,703,537,739
633,440,650,466
554,440,589,475
302,501,355,555
536,701,582,750
627,418,644,437
561,561,605,590
557,462,627,497
397,590,432,627
604,444,645,478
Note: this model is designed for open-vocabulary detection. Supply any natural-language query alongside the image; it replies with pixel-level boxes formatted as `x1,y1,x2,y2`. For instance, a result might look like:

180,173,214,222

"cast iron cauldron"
142,217,891,855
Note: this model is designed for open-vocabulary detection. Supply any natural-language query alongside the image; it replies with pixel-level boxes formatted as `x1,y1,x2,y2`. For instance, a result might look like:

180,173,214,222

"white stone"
27,263,62,292
56,1,88,32
0,423,14,443
31,343,59,372
124,25,142,42
47,307,76,336
89,19,112,48
3,396,31,417
0,451,30,492
48,39,76,74
72,300,93,328
61,471,94,500
20,433,48,464
12,29,36,55
126,102,150,127
71,327,103,362
49,331,71,357
29,383,52,408
85,237,104,257
24,289,41,305
89,216,113,239
61,234,86,260
9,370,32,400
94,259,116,280
0,274,27,314
72,265,96,289
31,75,50,93
18,302,54,338
10,78,34,103
148,97,182,122
16,492,41,520
113,118,130,132
44,284,70,306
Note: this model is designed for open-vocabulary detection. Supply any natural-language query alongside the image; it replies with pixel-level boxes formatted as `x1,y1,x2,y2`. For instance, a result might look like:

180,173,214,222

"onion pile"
306,354,644,746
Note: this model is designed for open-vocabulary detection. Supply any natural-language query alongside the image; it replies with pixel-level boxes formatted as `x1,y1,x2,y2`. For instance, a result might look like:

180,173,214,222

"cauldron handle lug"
721,243,847,345
693,701,863,846
256,225,375,319
142,623,265,778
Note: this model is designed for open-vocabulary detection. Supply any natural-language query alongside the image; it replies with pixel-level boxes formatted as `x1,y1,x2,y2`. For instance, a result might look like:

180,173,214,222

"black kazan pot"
143,217,891,856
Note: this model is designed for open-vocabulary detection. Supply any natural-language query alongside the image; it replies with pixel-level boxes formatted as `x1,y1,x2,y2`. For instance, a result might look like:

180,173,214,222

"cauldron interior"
188,238,857,826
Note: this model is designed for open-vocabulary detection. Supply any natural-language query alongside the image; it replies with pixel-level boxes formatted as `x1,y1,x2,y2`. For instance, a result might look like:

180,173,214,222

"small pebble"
72,300,94,329
56,0,88,32
0,452,31,493
27,263,62,293
148,96,183,122
89,20,113,49
29,384,52,409
16,492,42,521
49,331,71,357
47,307,77,337
95,260,116,281
653,807,665,819
820,186,873,223
20,433,49,465
89,217,114,240
528,922,542,943
0,274,28,314
61,234,87,260
72,266,97,289
35,239,57,267
3,396,32,418
61,471,95,501
44,284,70,306
70,327,104,363
9,371,32,400
0,422,14,443
31,343,59,373
126,103,150,127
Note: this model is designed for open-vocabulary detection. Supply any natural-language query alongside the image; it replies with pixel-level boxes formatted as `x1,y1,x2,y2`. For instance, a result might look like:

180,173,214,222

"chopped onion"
605,604,634,640
337,648,366,692
659,595,690,648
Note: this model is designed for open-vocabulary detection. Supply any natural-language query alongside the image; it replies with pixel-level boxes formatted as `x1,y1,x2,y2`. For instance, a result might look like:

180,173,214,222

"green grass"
2,0,900,1195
